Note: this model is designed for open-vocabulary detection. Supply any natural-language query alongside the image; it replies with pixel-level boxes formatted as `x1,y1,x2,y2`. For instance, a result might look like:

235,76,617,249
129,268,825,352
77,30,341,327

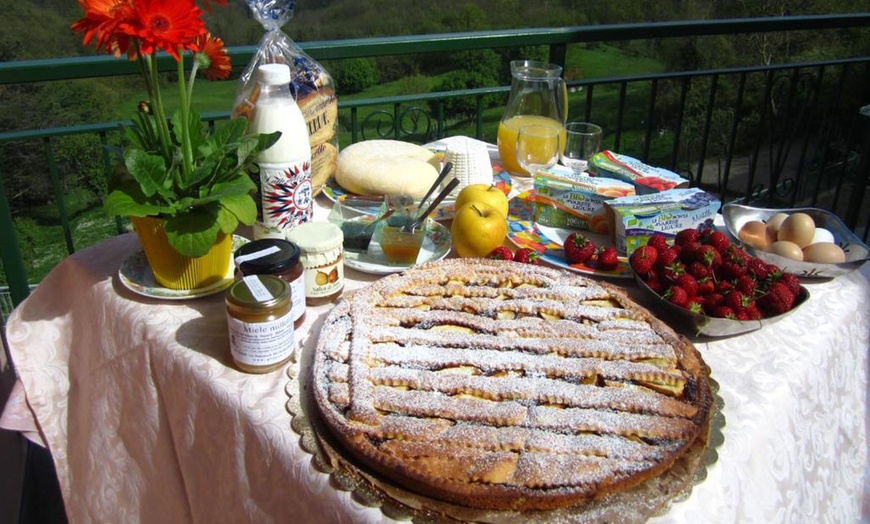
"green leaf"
163,205,222,257
125,149,172,198
104,184,167,218
219,191,258,227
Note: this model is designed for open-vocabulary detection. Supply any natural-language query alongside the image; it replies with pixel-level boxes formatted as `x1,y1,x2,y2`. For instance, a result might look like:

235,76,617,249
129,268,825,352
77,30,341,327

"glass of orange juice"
514,124,561,177
497,115,566,176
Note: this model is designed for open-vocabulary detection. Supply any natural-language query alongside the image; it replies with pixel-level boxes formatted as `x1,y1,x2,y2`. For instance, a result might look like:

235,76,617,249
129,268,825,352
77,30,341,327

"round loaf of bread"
335,140,440,198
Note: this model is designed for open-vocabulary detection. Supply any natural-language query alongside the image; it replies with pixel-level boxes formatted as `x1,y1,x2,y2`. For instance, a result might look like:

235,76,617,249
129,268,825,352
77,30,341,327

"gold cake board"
286,344,724,523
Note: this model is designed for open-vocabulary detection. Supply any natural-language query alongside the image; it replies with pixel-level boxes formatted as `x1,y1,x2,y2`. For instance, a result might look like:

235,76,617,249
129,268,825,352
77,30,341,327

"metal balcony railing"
2,14,870,313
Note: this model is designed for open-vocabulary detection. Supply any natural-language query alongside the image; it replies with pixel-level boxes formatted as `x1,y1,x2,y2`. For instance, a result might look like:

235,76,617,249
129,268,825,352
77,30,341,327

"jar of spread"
234,239,306,328
225,275,295,374
286,222,344,305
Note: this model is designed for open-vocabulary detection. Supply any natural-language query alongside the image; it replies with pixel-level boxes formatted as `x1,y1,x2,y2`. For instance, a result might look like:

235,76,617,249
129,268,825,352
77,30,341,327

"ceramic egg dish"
723,203,870,278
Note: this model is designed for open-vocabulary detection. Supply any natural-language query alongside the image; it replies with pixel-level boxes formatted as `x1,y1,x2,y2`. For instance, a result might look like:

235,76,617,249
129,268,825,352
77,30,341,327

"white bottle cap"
257,63,291,86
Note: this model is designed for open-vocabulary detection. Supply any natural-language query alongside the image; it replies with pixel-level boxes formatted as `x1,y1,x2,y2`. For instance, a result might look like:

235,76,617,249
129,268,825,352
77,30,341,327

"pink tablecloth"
1,144,868,522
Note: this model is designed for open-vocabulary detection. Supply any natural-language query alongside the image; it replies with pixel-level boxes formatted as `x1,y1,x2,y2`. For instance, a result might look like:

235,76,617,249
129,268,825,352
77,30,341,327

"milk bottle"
248,63,312,239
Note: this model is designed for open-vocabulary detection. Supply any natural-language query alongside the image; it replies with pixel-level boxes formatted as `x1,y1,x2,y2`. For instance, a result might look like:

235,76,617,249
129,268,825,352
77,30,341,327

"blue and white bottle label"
255,159,313,238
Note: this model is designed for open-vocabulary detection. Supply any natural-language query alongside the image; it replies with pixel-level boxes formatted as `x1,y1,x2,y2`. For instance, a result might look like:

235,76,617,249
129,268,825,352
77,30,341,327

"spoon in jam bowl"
418,161,454,211
403,177,460,234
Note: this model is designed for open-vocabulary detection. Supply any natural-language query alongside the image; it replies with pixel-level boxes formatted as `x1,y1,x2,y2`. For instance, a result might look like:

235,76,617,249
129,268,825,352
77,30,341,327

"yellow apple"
451,202,508,258
455,184,509,218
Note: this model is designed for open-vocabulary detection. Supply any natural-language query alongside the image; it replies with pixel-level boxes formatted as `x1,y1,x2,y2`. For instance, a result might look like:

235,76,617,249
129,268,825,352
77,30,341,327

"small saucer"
119,235,249,300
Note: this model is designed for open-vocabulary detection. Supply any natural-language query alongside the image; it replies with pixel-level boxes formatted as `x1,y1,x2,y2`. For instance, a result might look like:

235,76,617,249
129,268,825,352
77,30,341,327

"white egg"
811,227,835,244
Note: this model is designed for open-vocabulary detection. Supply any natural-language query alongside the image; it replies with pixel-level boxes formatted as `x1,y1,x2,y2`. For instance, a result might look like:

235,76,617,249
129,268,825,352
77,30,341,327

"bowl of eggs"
722,203,870,278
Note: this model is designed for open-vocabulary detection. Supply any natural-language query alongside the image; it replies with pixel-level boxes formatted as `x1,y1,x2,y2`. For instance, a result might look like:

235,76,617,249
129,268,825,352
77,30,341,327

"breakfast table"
1,139,867,523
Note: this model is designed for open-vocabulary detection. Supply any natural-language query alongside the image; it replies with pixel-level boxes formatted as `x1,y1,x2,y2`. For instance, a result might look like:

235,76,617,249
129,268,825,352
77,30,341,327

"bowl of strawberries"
630,227,809,337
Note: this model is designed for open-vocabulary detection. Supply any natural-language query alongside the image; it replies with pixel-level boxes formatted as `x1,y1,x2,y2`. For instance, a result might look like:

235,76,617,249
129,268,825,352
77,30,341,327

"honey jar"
225,275,295,374
286,222,344,306
234,238,306,328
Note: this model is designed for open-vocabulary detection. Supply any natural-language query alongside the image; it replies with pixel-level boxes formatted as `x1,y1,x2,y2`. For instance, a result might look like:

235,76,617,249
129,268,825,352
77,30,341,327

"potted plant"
73,0,279,290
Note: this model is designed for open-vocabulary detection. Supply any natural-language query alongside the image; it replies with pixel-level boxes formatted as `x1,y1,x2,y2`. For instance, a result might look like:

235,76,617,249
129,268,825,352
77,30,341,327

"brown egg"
738,220,775,250
777,213,815,248
768,240,804,261
765,212,789,235
803,242,846,264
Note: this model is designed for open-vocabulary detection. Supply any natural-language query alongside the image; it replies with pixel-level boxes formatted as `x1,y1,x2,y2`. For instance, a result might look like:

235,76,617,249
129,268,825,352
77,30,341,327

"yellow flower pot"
131,216,232,290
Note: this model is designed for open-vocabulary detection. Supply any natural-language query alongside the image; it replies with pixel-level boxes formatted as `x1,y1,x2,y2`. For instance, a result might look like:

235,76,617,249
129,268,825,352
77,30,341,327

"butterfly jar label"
286,222,344,305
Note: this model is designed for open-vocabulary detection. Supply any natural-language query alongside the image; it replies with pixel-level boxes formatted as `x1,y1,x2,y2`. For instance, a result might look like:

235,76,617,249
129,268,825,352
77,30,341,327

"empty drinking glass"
561,122,602,174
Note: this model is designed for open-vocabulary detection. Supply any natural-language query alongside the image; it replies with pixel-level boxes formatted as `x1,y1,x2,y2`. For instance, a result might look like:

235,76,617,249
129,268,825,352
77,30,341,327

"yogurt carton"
533,166,634,234
605,188,720,256
590,151,689,195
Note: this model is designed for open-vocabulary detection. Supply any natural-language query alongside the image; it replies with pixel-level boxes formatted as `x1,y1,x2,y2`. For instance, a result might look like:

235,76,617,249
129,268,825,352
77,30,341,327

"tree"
333,58,380,94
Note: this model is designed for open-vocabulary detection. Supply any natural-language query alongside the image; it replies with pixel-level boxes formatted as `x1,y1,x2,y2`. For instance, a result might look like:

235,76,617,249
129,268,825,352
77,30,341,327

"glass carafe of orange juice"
497,60,568,176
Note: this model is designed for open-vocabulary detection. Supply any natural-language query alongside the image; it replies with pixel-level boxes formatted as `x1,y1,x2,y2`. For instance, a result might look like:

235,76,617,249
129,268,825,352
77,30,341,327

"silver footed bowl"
722,203,870,278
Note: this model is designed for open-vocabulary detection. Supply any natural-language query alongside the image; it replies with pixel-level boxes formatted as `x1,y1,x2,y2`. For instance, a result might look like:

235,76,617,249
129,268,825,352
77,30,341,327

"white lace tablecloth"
1,148,868,522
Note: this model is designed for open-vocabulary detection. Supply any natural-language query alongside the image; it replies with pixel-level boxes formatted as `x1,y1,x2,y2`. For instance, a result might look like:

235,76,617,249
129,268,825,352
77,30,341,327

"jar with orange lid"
286,222,344,306
234,238,306,328
225,275,296,374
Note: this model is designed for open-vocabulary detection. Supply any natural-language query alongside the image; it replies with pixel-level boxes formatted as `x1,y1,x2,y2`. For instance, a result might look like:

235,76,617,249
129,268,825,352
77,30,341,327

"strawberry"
647,234,670,254
513,248,540,265
486,246,513,261
646,275,666,294
664,285,690,308
679,241,701,264
674,274,699,297
688,261,712,280
703,293,724,315
719,257,747,280
595,247,619,271
758,282,796,316
694,244,722,270
723,244,751,263
777,273,802,297
706,231,731,253
716,279,734,293
656,247,681,270
748,258,777,281
743,301,762,320
563,233,596,264
675,228,700,246
629,245,658,277
687,296,705,314
661,262,686,283
711,305,736,319
734,274,757,296
696,277,716,296
723,290,749,310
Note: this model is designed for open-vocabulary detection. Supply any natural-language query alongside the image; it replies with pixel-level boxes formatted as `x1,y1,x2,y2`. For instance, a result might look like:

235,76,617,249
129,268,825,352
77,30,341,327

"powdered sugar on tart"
312,258,711,511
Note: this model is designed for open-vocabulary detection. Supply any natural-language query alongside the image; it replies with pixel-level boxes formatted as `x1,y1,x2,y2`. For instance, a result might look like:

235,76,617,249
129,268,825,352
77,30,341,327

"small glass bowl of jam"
328,196,384,252
376,195,427,265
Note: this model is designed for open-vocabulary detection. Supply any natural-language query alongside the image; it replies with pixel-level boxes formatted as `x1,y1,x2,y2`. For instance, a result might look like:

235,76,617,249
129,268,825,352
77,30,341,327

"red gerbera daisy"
193,33,231,80
72,0,135,56
126,0,206,61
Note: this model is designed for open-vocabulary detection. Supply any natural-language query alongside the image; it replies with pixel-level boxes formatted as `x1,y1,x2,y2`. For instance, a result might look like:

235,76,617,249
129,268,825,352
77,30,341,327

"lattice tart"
311,259,712,512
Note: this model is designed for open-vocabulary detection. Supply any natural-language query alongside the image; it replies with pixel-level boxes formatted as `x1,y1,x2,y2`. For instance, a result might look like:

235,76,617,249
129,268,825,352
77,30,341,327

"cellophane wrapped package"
233,0,339,195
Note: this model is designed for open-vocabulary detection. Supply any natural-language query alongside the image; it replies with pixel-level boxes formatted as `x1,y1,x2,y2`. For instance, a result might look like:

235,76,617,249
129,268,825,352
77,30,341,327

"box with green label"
605,188,721,256
533,167,635,234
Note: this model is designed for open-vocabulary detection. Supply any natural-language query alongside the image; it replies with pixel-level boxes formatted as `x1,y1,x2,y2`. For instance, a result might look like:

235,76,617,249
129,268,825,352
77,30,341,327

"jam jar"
286,222,344,306
225,275,296,374
234,238,306,328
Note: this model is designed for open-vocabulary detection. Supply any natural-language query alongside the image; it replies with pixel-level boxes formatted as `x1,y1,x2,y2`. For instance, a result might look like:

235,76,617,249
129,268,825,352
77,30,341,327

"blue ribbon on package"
246,0,296,30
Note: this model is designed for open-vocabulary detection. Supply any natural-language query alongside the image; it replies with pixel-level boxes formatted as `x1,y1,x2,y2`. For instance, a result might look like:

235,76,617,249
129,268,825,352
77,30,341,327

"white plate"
343,220,451,275
119,235,249,300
